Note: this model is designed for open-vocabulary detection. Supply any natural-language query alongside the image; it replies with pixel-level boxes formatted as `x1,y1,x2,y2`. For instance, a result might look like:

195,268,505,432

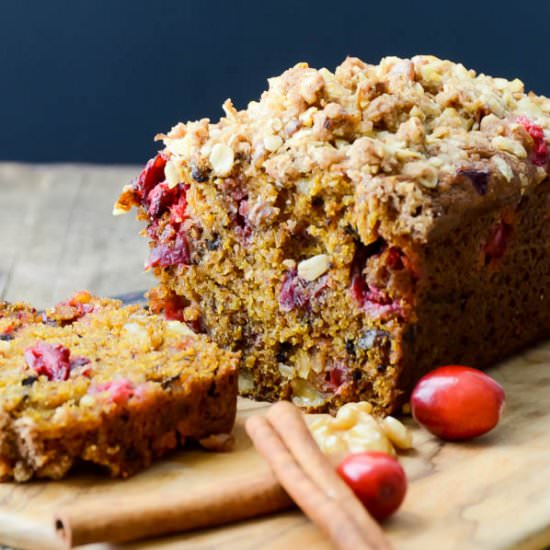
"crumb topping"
156,55,549,193
117,55,550,242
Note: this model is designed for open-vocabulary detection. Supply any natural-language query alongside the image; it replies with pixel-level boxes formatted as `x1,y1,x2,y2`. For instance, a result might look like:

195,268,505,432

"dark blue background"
2,0,549,163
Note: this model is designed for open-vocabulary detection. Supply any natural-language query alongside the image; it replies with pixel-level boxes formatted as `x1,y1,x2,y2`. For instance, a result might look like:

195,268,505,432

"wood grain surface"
0,163,153,308
1,164,550,550
1,350,550,550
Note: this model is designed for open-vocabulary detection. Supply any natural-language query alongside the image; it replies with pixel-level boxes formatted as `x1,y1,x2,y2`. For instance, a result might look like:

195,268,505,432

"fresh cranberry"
517,116,549,166
326,363,347,391
457,168,490,195
146,182,180,218
233,198,253,240
158,222,178,242
24,342,71,381
145,219,159,241
134,153,167,202
91,379,135,404
350,238,404,317
169,188,189,224
147,230,191,268
278,270,327,312
148,242,190,267
279,270,308,312
337,451,407,521
364,286,402,318
351,278,402,319
163,294,187,321
411,365,505,440
484,220,513,264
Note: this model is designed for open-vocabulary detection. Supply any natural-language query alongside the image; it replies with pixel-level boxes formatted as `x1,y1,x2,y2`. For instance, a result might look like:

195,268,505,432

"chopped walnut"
492,136,527,158
209,143,235,176
297,254,331,282
309,402,413,456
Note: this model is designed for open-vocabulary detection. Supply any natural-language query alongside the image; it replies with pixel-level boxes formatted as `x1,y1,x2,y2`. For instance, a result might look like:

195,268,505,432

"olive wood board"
1,343,550,550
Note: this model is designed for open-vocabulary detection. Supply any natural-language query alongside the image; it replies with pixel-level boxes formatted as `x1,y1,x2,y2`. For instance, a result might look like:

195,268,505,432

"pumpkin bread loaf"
115,55,550,414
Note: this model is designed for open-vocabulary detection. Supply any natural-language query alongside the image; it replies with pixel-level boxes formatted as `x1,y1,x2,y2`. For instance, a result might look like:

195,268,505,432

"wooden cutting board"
1,342,550,550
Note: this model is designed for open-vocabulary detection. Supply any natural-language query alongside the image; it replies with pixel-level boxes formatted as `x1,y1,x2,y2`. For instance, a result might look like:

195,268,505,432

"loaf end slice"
0,292,238,481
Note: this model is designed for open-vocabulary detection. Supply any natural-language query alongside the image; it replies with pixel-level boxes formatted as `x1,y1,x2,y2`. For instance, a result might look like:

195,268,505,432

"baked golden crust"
0,292,239,481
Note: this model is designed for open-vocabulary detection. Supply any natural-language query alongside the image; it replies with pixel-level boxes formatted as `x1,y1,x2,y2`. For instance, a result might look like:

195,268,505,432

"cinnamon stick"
246,401,392,550
55,468,293,548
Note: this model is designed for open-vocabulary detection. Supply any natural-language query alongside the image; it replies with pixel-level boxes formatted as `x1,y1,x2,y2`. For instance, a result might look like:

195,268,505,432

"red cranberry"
411,365,505,440
351,277,402,319
158,223,178,242
233,197,253,240
24,342,72,381
91,379,135,404
147,230,191,268
146,182,180,218
337,451,407,521
351,238,400,314
517,116,549,166
169,188,189,224
279,270,308,312
326,362,347,391
163,294,187,321
134,153,167,202
278,270,327,312
484,220,513,264
146,219,161,241
364,285,402,319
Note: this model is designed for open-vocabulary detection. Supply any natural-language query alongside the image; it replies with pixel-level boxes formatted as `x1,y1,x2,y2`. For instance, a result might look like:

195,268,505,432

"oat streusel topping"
120,55,550,242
